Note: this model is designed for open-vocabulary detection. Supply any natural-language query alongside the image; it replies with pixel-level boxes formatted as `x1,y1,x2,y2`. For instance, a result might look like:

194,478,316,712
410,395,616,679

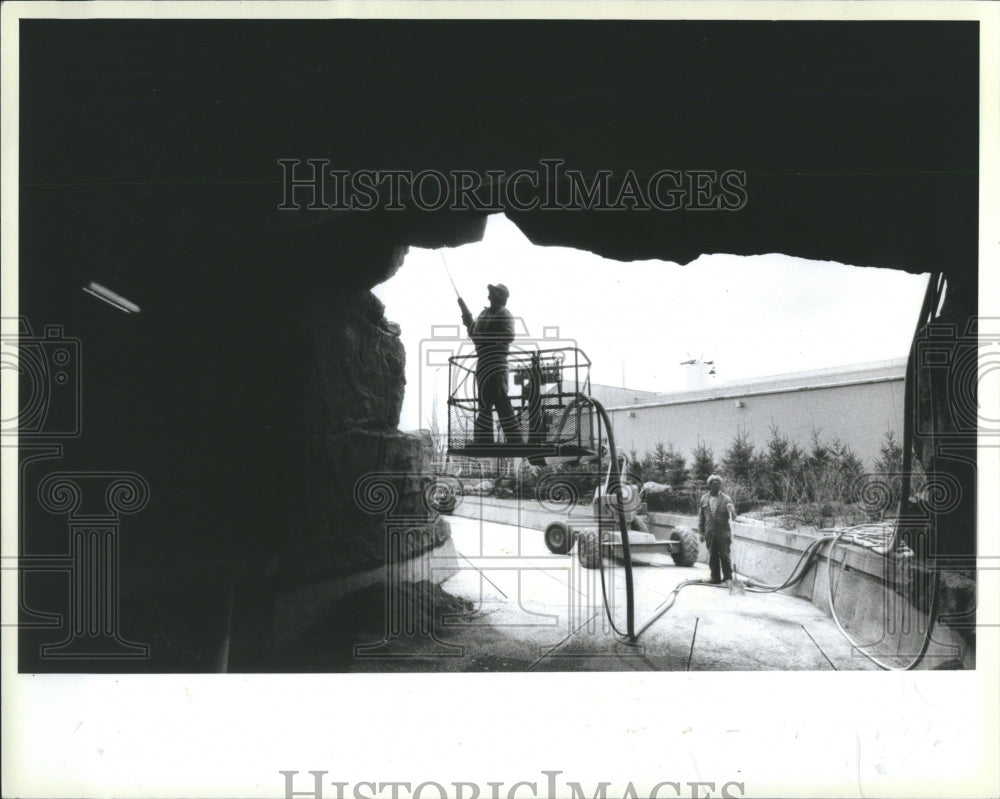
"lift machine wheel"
576,529,602,569
670,526,700,567
544,521,575,554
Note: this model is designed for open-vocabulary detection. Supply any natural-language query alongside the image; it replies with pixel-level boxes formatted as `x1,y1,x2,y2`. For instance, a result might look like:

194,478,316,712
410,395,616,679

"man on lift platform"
459,283,523,446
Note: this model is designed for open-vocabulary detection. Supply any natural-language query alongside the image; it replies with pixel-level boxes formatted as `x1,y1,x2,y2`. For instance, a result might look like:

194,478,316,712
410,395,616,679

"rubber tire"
577,530,603,570
670,526,700,567
544,521,574,555
629,515,649,533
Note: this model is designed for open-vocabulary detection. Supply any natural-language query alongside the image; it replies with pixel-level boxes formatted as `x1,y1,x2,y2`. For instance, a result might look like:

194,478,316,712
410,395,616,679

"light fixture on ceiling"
82,282,140,314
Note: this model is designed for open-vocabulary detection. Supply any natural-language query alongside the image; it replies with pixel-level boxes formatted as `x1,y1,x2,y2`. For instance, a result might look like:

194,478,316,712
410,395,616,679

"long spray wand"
440,253,473,329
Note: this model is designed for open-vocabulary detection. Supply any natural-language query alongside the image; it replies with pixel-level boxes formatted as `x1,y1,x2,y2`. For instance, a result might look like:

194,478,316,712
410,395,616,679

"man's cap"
488,283,510,299
706,474,723,486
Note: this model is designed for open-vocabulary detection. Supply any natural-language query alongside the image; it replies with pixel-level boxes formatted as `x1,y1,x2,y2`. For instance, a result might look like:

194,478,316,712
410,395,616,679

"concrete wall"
608,376,905,468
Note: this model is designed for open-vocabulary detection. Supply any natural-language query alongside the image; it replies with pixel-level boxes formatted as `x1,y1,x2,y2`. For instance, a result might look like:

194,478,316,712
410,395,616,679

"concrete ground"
250,517,881,672
437,517,880,672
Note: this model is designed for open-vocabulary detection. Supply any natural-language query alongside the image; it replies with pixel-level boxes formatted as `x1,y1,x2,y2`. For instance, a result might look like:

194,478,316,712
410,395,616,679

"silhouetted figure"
460,283,522,445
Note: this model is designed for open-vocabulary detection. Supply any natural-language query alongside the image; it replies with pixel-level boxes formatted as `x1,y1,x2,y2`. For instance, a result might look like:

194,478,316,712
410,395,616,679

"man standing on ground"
460,283,522,445
698,474,737,584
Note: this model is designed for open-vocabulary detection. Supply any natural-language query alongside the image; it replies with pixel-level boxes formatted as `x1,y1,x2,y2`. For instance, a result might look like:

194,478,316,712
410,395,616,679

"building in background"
558,381,660,410
607,358,906,468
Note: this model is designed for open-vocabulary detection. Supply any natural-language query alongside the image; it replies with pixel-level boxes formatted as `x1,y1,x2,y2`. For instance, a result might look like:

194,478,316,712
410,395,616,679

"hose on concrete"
578,394,637,641
825,529,941,671
633,578,731,639
742,534,835,593
734,523,941,670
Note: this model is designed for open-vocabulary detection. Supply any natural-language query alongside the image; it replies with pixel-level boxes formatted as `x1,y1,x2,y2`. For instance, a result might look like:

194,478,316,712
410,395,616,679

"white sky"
373,213,930,432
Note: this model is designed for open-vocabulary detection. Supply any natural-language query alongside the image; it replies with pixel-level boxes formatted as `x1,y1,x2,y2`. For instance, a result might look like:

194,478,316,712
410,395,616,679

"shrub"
642,441,669,484
663,444,690,487
638,441,689,489
762,424,804,502
767,429,870,528
626,426,889,530
640,443,656,478
530,460,601,507
690,439,717,486
722,428,755,482
722,478,757,515
862,428,926,518
873,429,904,475
721,428,767,504
831,440,865,488
628,448,643,480
643,478,702,514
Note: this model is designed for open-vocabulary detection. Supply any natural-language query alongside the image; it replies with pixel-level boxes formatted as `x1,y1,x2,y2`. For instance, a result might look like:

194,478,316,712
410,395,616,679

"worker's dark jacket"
698,491,734,543
470,306,515,375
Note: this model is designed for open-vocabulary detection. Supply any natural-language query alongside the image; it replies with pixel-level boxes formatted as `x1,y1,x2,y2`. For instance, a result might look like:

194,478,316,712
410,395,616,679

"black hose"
743,535,834,593
826,529,940,670
573,393,636,641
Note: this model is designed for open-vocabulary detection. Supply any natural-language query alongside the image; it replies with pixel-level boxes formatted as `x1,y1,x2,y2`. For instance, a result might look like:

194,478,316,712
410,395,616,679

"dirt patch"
242,580,480,672
462,654,535,671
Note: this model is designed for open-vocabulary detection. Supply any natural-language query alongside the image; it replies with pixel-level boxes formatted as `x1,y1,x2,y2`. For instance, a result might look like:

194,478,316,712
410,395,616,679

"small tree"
640,441,689,487
722,428,756,483
638,451,655,480
873,429,904,475
869,428,924,514
831,440,864,483
650,441,670,480
804,427,832,472
721,428,764,512
690,439,717,486
764,424,792,473
763,424,803,502
663,444,690,487
637,442,695,512
627,448,644,480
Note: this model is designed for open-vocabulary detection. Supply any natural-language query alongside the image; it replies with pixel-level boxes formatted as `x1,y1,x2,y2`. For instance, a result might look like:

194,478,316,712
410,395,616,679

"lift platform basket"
446,347,601,462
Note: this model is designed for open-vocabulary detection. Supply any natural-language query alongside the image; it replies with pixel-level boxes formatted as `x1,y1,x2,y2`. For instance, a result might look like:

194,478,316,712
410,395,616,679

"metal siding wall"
611,378,904,467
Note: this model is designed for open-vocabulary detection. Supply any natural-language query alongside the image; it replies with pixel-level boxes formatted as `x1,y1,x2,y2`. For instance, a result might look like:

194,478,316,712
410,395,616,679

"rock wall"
278,289,445,586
